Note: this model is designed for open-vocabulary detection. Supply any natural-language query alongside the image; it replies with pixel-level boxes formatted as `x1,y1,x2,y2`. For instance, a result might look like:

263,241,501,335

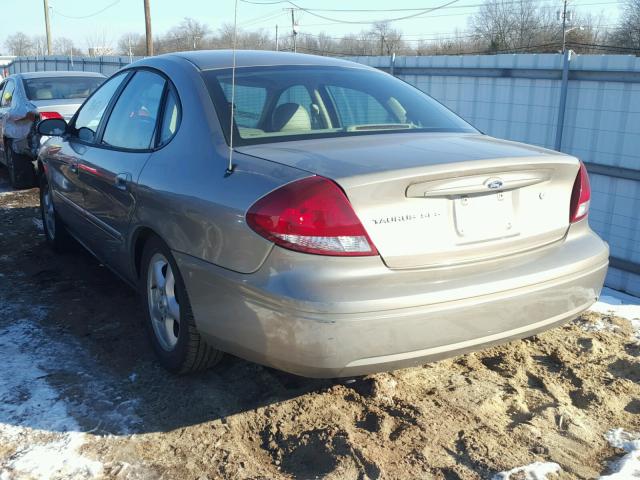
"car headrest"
272,103,311,132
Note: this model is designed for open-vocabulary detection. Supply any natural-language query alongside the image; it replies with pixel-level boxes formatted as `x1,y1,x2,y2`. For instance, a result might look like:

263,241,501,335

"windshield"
24,76,104,101
202,65,476,146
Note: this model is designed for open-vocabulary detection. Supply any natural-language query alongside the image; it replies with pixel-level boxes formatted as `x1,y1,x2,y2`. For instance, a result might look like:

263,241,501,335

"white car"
0,71,105,188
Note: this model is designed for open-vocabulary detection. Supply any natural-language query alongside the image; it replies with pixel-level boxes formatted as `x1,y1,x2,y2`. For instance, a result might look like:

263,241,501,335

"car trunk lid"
238,133,580,269
32,99,83,121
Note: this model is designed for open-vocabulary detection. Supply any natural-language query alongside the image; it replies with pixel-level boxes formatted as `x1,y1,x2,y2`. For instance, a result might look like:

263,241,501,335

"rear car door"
74,69,167,271
47,71,129,237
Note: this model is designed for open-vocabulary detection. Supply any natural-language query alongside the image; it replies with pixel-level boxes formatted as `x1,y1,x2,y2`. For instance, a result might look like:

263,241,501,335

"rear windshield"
202,65,476,146
24,76,104,101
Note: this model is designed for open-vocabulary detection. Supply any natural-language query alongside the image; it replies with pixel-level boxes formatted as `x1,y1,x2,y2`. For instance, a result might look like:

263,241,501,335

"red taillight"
570,161,591,223
39,111,63,120
246,176,378,256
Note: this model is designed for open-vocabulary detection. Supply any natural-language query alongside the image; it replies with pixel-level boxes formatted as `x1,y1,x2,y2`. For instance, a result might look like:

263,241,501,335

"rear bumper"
176,222,609,378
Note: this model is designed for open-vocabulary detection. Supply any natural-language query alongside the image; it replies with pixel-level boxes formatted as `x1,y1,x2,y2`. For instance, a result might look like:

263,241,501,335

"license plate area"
454,191,518,242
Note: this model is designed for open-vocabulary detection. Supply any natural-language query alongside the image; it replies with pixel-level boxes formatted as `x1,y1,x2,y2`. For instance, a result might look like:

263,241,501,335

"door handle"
70,162,78,174
115,172,132,191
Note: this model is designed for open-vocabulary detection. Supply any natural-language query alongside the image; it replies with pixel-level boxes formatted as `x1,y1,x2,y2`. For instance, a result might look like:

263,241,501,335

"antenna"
226,0,239,176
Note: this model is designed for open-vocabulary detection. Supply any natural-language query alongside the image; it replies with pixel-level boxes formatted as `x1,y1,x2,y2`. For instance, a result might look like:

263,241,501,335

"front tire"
140,236,223,374
40,175,72,252
5,140,36,189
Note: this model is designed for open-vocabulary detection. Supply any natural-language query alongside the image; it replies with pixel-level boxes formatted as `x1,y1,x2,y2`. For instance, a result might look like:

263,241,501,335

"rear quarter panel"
133,56,309,274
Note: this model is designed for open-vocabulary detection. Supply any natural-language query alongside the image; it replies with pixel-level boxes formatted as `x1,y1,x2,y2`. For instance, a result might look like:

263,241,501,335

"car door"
47,71,130,237
0,79,15,160
74,69,167,272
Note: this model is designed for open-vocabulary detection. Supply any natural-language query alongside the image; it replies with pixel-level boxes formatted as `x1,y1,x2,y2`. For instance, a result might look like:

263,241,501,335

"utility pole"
561,0,568,53
43,0,52,55
275,24,279,51
144,0,153,56
285,8,298,52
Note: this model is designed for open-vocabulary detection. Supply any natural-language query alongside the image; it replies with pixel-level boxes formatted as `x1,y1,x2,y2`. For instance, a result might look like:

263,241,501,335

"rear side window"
74,72,127,139
102,71,165,150
24,77,103,101
221,82,265,129
159,88,180,145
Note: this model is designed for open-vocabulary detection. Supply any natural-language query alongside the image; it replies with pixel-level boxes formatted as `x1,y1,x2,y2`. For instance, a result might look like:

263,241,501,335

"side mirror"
37,118,67,136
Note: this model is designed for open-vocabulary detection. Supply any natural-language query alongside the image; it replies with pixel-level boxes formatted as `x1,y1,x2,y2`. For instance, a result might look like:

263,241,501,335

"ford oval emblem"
487,179,504,190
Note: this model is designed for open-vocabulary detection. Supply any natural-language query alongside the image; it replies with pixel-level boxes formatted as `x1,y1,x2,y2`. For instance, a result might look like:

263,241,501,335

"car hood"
236,132,559,180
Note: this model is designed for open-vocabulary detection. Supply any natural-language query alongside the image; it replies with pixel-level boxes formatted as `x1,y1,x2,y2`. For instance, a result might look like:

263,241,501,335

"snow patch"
1,432,103,480
599,428,640,479
493,461,561,479
0,316,104,479
589,287,640,340
0,298,139,479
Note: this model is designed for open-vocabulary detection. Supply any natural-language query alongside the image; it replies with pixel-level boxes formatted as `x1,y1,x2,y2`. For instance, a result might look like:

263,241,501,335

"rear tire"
40,175,73,252
140,236,223,374
5,140,36,189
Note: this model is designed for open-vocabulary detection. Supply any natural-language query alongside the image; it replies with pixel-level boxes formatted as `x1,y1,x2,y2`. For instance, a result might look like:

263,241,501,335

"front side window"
1,80,15,107
203,65,476,146
102,70,166,150
74,72,127,140
24,76,104,101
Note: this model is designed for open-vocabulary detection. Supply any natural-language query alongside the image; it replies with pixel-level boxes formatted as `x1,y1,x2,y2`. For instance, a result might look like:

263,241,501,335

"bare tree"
32,35,49,56
53,37,82,56
117,33,146,56
370,22,405,55
5,32,34,56
470,0,542,52
86,30,113,56
609,0,640,50
163,17,211,51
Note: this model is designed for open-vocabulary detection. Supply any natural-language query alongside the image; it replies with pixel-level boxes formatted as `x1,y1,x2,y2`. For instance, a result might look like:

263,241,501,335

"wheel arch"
131,226,162,280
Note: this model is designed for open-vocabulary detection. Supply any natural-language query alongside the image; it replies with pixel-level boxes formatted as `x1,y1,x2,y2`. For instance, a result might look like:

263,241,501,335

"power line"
52,0,121,19
240,0,463,24
237,0,624,30
239,10,285,27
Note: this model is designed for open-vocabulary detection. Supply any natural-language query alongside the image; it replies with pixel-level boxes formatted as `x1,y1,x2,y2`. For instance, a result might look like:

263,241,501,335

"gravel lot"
0,166,639,480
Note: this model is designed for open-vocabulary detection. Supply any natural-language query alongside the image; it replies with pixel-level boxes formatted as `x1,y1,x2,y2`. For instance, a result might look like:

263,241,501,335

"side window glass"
1,80,15,107
326,85,395,127
74,72,127,141
159,88,180,145
102,71,165,150
221,82,266,129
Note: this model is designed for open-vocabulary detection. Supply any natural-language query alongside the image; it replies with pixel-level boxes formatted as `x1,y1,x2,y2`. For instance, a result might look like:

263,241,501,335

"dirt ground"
0,166,639,480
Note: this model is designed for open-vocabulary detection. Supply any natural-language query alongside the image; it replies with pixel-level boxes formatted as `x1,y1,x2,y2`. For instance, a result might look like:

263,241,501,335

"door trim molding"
53,190,122,241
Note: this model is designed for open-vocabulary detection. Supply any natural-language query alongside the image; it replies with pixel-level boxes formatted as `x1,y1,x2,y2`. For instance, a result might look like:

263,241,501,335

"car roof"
16,71,106,80
162,50,372,72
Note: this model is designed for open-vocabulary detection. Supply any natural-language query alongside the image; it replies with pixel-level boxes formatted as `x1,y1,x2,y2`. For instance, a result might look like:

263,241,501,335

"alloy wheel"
147,253,181,351
42,183,56,240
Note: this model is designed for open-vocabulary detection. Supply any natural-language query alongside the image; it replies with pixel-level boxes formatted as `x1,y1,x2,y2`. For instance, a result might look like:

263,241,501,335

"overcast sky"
2,0,623,52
